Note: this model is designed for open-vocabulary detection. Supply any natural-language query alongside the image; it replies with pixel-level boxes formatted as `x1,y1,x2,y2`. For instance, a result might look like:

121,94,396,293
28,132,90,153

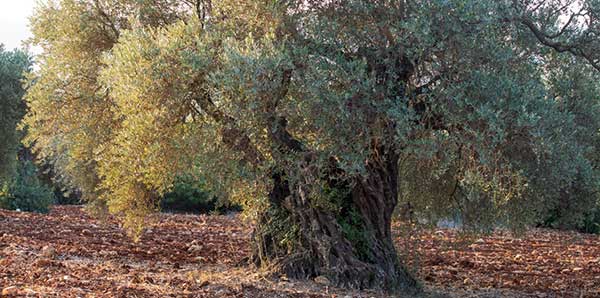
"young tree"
24,0,600,292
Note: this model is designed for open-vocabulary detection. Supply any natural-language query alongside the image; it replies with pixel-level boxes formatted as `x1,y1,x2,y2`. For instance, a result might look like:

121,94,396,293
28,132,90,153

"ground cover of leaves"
0,206,598,298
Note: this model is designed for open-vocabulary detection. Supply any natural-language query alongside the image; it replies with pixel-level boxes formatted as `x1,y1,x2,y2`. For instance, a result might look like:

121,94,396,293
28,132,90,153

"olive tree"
24,0,600,292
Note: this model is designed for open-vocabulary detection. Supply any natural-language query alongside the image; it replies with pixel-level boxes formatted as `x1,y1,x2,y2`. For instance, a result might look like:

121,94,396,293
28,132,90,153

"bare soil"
1,206,598,297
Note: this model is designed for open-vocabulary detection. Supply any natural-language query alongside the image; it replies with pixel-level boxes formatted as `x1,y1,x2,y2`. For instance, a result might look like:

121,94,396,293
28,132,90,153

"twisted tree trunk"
252,148,418,292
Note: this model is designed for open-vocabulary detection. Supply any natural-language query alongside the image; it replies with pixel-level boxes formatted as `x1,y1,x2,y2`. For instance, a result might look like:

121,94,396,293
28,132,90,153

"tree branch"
519,17,600,71
268,68,306,153
93,0,120,40
191,90,265,166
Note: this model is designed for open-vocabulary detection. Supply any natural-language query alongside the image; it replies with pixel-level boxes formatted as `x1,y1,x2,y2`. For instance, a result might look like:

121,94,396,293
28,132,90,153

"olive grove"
23,0,600,292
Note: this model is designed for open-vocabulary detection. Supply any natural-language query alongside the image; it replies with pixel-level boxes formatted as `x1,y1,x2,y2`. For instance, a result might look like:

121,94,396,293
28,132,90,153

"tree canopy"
23,0,600,292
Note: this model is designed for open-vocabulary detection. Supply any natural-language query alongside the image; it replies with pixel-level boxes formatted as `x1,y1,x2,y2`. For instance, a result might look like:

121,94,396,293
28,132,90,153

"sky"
0,0,37,51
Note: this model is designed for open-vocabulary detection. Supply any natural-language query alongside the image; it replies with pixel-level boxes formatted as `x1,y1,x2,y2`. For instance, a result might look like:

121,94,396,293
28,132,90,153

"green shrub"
53,188,82,205
160,175,241,214
0,160,55,213
579,207,600,234
541,202,600,235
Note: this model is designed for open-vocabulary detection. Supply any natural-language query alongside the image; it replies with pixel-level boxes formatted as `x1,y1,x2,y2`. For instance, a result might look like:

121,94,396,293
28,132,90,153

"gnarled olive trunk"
252,149,418,292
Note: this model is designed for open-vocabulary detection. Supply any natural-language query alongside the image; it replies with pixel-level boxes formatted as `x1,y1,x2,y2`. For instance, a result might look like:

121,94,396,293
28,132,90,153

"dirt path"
1,206,599,297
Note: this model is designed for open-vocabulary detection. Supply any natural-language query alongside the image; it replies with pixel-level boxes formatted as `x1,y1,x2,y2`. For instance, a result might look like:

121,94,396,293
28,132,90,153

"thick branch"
193,0,211,29
267,68,306,153
93,0,120,40
520,17,600,71
191,91,264,166
514,0,600,72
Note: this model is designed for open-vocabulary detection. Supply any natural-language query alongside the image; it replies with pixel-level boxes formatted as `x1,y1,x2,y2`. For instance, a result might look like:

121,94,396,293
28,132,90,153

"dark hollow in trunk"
251,150,419,293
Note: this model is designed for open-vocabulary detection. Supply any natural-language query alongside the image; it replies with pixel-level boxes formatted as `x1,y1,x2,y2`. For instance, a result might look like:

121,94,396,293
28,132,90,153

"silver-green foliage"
24,0,600,233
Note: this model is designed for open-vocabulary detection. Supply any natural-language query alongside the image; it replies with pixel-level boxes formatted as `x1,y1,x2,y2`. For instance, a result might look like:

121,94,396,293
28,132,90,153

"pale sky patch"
0,0,38,51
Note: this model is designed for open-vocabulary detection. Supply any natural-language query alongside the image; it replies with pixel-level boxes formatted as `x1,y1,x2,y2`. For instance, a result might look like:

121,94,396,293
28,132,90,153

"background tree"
0,46,54,213
0,46,30,181
24,0,600,293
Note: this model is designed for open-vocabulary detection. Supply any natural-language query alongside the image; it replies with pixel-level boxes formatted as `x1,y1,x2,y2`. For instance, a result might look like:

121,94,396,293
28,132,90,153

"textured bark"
252,149,418,293
249,41,419,292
